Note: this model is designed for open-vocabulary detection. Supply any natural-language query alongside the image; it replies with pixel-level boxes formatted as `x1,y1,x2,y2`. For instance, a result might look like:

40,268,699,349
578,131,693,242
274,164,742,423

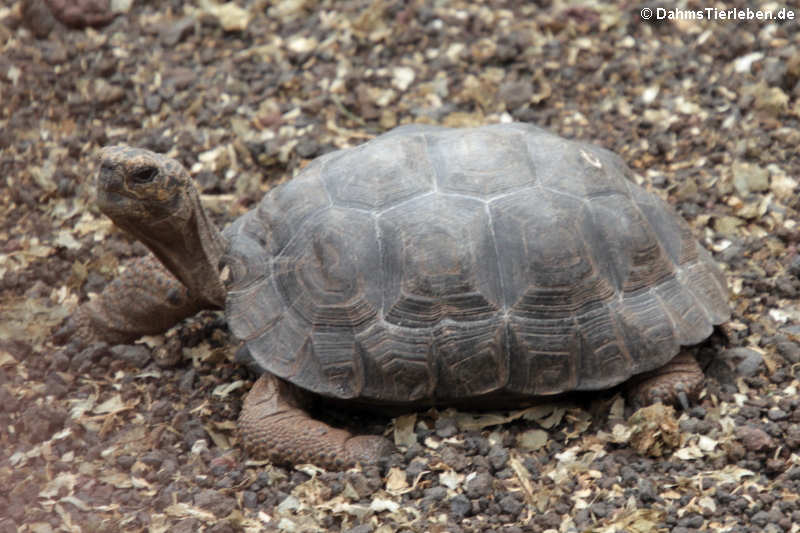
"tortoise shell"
221,123,729,404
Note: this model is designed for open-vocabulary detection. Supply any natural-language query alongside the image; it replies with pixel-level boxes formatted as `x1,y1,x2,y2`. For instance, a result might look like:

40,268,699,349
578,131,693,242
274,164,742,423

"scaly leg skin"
626,351,704,409
239,373,395,470
54,254,209,348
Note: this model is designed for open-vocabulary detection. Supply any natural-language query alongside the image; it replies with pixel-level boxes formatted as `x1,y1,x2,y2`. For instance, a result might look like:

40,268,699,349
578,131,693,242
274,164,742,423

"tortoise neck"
140,189,227,309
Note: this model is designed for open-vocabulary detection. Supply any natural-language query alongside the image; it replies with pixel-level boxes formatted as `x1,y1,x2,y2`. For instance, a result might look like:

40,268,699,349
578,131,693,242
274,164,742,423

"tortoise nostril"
98,163,115,185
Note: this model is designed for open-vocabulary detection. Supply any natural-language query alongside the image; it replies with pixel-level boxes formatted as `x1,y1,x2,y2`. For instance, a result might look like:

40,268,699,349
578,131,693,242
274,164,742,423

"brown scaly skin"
56,146,393,469
626,352,704,409
239,374,394,469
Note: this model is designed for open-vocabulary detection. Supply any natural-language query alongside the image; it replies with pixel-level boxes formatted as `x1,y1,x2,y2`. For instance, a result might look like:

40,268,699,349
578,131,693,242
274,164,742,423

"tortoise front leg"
238,373,394,470
54,254,210,347
626,351,704,409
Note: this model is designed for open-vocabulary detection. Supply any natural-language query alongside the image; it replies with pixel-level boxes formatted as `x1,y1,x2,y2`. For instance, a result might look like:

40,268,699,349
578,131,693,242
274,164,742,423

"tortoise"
55,123,730,469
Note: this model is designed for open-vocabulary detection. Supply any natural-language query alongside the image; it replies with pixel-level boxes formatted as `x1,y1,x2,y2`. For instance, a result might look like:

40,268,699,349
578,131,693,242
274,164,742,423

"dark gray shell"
223,123,729,404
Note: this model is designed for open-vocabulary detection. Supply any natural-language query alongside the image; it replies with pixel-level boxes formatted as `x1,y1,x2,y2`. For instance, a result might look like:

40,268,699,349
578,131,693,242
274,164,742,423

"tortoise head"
96,145,195,237
95,145,227,308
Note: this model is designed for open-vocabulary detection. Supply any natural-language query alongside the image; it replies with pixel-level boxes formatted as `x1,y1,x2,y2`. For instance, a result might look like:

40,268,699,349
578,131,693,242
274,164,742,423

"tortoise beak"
97,161,119,190
96,161,129,209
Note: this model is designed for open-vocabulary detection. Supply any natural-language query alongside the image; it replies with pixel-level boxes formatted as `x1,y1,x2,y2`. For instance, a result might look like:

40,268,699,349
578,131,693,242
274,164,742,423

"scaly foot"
238,373,394,470
626,352,703,409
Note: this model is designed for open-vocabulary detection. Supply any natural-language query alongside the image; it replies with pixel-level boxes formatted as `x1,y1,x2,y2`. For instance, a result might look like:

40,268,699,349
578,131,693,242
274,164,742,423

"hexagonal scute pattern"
227,124,730,403
427,126,537,197
272,208,381,329
323,133,435,210
356,323,436,402
379,194,502,328
254,162,330,256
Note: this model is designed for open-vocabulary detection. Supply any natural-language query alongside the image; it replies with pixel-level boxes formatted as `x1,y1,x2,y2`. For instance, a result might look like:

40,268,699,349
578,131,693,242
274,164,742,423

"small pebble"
344,525,373,533
776,341,800,364
498,494,523,516
110,344,151,368
449,494,471,519
434,416,458,438
487,445,509,471
768,408,789,421
465,472,493,499
739,425,774,451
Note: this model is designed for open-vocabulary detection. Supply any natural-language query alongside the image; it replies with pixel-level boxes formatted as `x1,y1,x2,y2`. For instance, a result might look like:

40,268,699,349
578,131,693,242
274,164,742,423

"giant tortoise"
56,123,730,469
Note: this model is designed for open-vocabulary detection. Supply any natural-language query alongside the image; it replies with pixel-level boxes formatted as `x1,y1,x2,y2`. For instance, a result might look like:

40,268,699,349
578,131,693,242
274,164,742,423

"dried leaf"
185,344,227,364
509,452,536,507
423,436,440,449
53,230,82,250
392,67,415,91
385,467,408,493
393,413,417,447
627,403,680,457
165,502,216,521
564,409,592,439
131,477,153,490
704,465,754,483
442,111,485,128
198,0,251,31
341,482,360,501
698,435,718,452
455,412,512,431
138,335,165,349
673,444,704,460
522,405,566,429
99,472,133,489
517,429,548,451
0,350,16,367
212,380,245,397
609,395,626,420
40,472,77,499
61,495,91,511
205,425,231,450
438,470,462,490
597,507,664,533
327,500,370,520
698,496,717,513
93,394,131,415
454,403,566,432
610,423,634,443
370,496,399,513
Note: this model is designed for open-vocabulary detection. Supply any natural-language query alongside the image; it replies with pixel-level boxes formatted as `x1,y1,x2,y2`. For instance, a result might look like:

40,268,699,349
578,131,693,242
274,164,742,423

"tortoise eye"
131,166,158,184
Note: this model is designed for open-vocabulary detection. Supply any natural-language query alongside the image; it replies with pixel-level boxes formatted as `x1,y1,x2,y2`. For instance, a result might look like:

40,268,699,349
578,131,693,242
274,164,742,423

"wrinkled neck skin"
124,187,227,310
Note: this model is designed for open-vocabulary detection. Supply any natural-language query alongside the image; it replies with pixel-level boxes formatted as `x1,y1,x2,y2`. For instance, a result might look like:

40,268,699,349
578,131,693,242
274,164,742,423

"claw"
52,320,72,346
52,307,97,349
53,315,82,346
676,390,690,411
649,390,664,406
672,382,691,410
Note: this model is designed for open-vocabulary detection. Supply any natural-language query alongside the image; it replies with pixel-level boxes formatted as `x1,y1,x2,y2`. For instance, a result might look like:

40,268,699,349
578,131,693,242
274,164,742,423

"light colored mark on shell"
219,264,231,284
580,149,603,169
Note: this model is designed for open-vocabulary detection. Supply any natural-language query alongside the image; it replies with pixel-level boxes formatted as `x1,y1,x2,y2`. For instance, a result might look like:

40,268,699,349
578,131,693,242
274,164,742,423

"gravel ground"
1,1,800,532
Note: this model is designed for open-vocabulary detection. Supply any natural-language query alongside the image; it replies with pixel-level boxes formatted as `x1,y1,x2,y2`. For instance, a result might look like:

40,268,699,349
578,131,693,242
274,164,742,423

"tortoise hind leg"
238,374,394,470
626,352,704,409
